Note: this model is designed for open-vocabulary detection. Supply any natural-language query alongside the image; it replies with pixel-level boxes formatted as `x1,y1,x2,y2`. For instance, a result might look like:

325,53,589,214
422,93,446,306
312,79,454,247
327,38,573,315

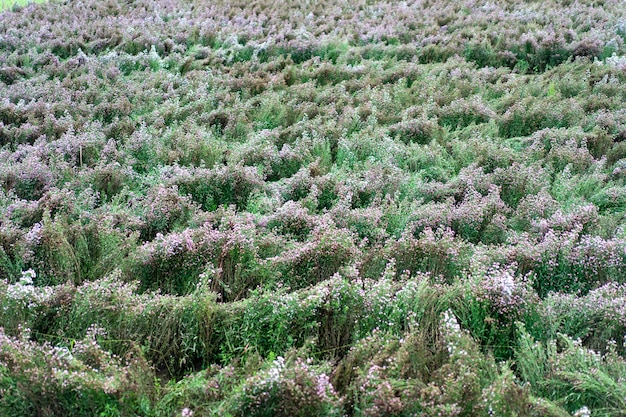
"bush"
392,227,470,281
229,356,342,417
0,327,154,417
23,210,136,286
516,323,626,416
270,222,358,290
174,165,264,212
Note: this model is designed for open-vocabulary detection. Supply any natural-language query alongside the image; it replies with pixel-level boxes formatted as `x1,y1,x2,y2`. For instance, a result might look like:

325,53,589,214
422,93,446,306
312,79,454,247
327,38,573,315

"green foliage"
0,0,45,12
273,224,358,290
3,0,626,414
0,327,154,417
228,355,342,417
25,211,136,286
516,323,626,416
175,165,263,211
392,227,470,282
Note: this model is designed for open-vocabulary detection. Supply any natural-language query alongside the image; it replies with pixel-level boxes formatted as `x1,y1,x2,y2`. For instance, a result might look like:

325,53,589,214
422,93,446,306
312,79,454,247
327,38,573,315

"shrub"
499,99,584,139
269,221,358,290
410,184,510,244
91,161,131,200
229,356,342,417
156,123,227,167
23,210,136,286
388,116,441,145
131,225,249,297
515,323,626,416
456,263,539,360
508,220,626,296
0,326,153,417
437,95,496,130
399,142,454,181
174,165,264,212
339,309,498,417
23,271,220,377
0,155,54,201
0,269,53,335
542,282,626,354
478,366,536,417
154,364,242,417
0,222,25,281
392,226,470,281
139,184,197,241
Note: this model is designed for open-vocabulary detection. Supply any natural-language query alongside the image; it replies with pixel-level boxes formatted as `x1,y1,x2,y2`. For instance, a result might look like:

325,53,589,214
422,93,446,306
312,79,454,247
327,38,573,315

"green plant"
0,0,45,12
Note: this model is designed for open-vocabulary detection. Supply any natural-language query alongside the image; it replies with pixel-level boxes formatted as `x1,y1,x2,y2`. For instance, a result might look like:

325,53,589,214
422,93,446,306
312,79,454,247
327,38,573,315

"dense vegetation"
2,0,626,415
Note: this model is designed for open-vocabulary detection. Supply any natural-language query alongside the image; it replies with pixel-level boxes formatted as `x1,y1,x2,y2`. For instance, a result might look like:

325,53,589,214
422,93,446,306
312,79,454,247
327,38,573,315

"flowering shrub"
393,226,470,281
0,154,54,201
543,282,626,354
130,214,268,297
0,326,153,417
174,165,264,212
339,309,502,417
455,263,539,360
139,184,197,241
0,269,52,334
2,0,626,414
230,356,342,417
270,220,358,289
516,324,626,416
470,263,537,319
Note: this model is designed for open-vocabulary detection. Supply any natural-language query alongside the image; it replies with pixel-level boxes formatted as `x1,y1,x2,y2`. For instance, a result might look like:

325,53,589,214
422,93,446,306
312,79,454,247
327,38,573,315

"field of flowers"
2,0,626,415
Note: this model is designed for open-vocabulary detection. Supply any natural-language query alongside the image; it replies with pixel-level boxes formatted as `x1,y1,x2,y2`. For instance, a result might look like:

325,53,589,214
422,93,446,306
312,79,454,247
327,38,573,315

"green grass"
0,0,45,11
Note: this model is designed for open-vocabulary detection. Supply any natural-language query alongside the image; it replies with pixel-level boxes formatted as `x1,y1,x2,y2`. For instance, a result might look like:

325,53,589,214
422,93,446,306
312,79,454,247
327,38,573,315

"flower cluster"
232,356,342,417
471,263,537,318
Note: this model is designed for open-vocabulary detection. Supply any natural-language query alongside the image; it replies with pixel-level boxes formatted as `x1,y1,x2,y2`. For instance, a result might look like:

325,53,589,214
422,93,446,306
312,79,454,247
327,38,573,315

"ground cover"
0,0,44,12
2,0,626,415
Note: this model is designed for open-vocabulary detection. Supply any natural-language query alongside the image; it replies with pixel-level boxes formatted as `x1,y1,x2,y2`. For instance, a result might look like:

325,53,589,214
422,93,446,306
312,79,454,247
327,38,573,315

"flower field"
2,0,626,415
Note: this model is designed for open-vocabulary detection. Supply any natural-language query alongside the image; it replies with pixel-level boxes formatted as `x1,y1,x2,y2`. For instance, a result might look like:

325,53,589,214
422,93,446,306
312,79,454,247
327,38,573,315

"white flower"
442,309,461,333
19,269,36,285
574,406,590,417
